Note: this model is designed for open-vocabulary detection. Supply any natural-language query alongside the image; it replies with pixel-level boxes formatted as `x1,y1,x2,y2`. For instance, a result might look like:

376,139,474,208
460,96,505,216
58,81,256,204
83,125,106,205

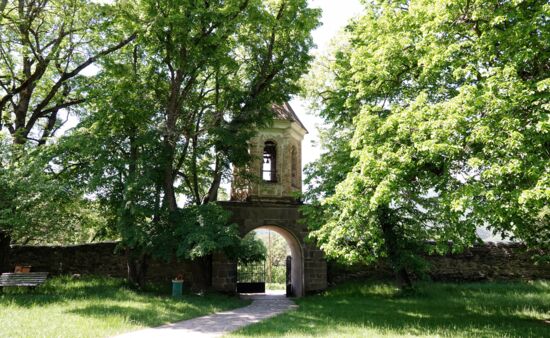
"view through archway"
237,226,302,296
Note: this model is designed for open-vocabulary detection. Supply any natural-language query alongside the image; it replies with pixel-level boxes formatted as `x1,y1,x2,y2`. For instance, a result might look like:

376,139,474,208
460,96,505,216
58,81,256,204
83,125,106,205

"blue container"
172,280,183,298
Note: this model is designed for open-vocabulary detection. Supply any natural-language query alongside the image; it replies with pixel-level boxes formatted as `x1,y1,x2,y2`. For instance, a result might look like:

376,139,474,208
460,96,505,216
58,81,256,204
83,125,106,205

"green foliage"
237,231,267,264
255,230,289,284
0,0,133,244
2,0,320,276
153,203,243,261
305,0,550,273
0,140,107,244
0,0,133,144
54,0,321,275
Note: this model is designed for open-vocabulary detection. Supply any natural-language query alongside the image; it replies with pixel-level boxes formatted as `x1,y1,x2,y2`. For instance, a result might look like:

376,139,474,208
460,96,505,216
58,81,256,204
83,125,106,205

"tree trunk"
126,248,148,289
162,139,178,212
378,205,413,290
0,230,11,273
203,156,222,204
396,267,412,289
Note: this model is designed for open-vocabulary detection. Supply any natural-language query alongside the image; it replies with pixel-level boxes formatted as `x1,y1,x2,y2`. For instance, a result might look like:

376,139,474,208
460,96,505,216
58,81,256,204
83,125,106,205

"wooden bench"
0,272,49,291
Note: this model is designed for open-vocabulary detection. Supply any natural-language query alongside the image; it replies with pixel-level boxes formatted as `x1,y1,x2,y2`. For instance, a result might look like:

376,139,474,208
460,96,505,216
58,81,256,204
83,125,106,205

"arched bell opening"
262,141,277,182
236,225,304,297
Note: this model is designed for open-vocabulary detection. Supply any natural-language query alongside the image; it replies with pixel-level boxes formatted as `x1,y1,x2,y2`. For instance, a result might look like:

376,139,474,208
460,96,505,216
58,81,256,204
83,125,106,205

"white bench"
0,272,49,291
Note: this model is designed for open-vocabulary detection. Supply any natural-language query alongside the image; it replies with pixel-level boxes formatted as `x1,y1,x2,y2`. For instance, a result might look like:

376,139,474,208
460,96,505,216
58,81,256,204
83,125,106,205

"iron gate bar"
237,261,266,293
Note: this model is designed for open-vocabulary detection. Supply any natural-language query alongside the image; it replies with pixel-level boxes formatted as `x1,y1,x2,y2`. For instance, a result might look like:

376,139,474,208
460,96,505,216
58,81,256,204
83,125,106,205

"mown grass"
0,275,247,338
230,280,550,338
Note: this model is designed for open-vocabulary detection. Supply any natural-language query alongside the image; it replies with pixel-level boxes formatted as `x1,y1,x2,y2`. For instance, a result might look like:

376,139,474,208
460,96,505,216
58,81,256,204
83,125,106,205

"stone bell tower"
231,102,308,203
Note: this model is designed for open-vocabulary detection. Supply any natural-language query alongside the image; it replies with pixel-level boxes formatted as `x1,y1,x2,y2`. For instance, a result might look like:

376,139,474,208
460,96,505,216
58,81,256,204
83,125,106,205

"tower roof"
272,102,308,134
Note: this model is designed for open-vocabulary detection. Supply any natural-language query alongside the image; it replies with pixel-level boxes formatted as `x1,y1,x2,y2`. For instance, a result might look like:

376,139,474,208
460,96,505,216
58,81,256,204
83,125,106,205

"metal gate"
286,255,293,297
237,262,266,293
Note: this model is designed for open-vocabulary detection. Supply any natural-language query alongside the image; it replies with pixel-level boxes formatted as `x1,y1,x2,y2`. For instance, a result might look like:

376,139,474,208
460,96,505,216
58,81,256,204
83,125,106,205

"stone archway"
212,201,327,297
241,225,304,297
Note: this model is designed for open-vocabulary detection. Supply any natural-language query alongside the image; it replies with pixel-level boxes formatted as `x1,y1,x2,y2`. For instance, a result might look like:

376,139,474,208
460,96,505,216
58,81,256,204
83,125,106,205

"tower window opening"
262,141,277,182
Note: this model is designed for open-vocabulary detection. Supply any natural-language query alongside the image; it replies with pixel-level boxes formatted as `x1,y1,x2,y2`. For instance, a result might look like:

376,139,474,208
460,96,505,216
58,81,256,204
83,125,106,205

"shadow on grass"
64,291,249,328
0,275,242,312
67,302,202,327
233,281,550,337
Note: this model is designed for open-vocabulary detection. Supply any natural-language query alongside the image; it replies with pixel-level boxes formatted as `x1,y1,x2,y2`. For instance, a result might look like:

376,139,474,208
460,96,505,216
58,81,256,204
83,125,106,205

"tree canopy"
0,0,320,285
304,0,549,286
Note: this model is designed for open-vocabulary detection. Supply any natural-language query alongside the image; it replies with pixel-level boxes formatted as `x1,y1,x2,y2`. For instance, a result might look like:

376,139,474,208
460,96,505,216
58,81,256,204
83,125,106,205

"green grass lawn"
230,280,550,338
0,275,247,338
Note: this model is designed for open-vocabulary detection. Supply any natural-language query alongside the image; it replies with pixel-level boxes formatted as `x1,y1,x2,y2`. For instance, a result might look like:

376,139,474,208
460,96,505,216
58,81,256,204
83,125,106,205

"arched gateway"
212,103,327,297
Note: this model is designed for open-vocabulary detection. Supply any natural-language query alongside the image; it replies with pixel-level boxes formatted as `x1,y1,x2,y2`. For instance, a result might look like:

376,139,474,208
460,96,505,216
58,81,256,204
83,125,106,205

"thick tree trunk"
126,248,148,289
378,205,413,290
203,157,222,204
0,230,11,273
162,139,178,212
191,255,212,292
396,267,412,289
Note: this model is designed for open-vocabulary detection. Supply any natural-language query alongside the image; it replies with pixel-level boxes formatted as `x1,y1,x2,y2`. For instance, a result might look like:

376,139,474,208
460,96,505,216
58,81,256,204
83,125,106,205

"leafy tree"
55,0,320,286
0,135,109,275
236,231,267,265
305,0,549,288
134,0,320,211
0,0,135,145
0,0,134,272
256,230,289,284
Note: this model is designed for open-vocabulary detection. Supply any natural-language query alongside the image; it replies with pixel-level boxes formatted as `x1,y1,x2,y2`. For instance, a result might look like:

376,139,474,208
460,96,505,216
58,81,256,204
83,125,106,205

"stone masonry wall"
328,242,550,284
7,242,212,291
7,241,546,294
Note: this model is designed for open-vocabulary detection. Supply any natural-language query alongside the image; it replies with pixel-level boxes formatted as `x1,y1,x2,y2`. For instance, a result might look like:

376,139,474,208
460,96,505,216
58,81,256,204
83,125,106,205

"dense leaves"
0,0,134,145
305,0,550,283
0,135,106,244
0,0,320,285
235,231,267,265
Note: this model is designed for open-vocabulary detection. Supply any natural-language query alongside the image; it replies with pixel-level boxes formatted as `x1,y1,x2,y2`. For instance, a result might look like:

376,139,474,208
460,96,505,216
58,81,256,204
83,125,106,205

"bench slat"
0,272,49,288
0,276,48,278
1,272,48,277
0,280,47,282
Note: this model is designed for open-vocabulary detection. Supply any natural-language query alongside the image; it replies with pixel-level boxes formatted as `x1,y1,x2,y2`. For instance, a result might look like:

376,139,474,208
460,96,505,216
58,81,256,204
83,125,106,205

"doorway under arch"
213,201,327,297
237,225,304,297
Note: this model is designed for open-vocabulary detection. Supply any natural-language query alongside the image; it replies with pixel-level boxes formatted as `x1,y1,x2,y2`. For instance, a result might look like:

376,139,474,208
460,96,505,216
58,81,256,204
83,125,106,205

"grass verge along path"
229,281,550,337
0,275,246,338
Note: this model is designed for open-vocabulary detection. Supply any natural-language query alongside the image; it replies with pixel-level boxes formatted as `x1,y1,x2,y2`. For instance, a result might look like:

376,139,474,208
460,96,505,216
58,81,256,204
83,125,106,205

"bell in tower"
231,102,308,203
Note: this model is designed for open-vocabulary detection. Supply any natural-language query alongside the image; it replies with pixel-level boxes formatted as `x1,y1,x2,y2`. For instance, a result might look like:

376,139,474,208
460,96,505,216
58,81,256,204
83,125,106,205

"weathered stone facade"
223,103,327,296
7,242,212,290
7,242,547,293
231,104,306,203
214,201,328,296
328,242,550,284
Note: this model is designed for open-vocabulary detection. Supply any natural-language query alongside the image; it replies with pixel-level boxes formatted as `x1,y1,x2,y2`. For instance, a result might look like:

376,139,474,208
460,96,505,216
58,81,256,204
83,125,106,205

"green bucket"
172,280,183,298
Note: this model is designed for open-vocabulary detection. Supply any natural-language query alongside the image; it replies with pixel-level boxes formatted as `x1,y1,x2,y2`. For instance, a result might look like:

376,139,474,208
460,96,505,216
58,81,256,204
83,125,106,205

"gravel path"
113,291,296,338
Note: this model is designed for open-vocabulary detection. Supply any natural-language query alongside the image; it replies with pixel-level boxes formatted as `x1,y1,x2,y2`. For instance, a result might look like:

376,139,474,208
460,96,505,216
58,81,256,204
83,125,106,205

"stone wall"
7,242,211,290
7,241,546,293
328,242,550,284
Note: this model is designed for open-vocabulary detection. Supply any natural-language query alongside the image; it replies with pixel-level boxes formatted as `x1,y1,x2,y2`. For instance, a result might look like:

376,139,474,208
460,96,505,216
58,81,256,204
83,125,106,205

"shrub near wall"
328,243,550,285
8,242,212,290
